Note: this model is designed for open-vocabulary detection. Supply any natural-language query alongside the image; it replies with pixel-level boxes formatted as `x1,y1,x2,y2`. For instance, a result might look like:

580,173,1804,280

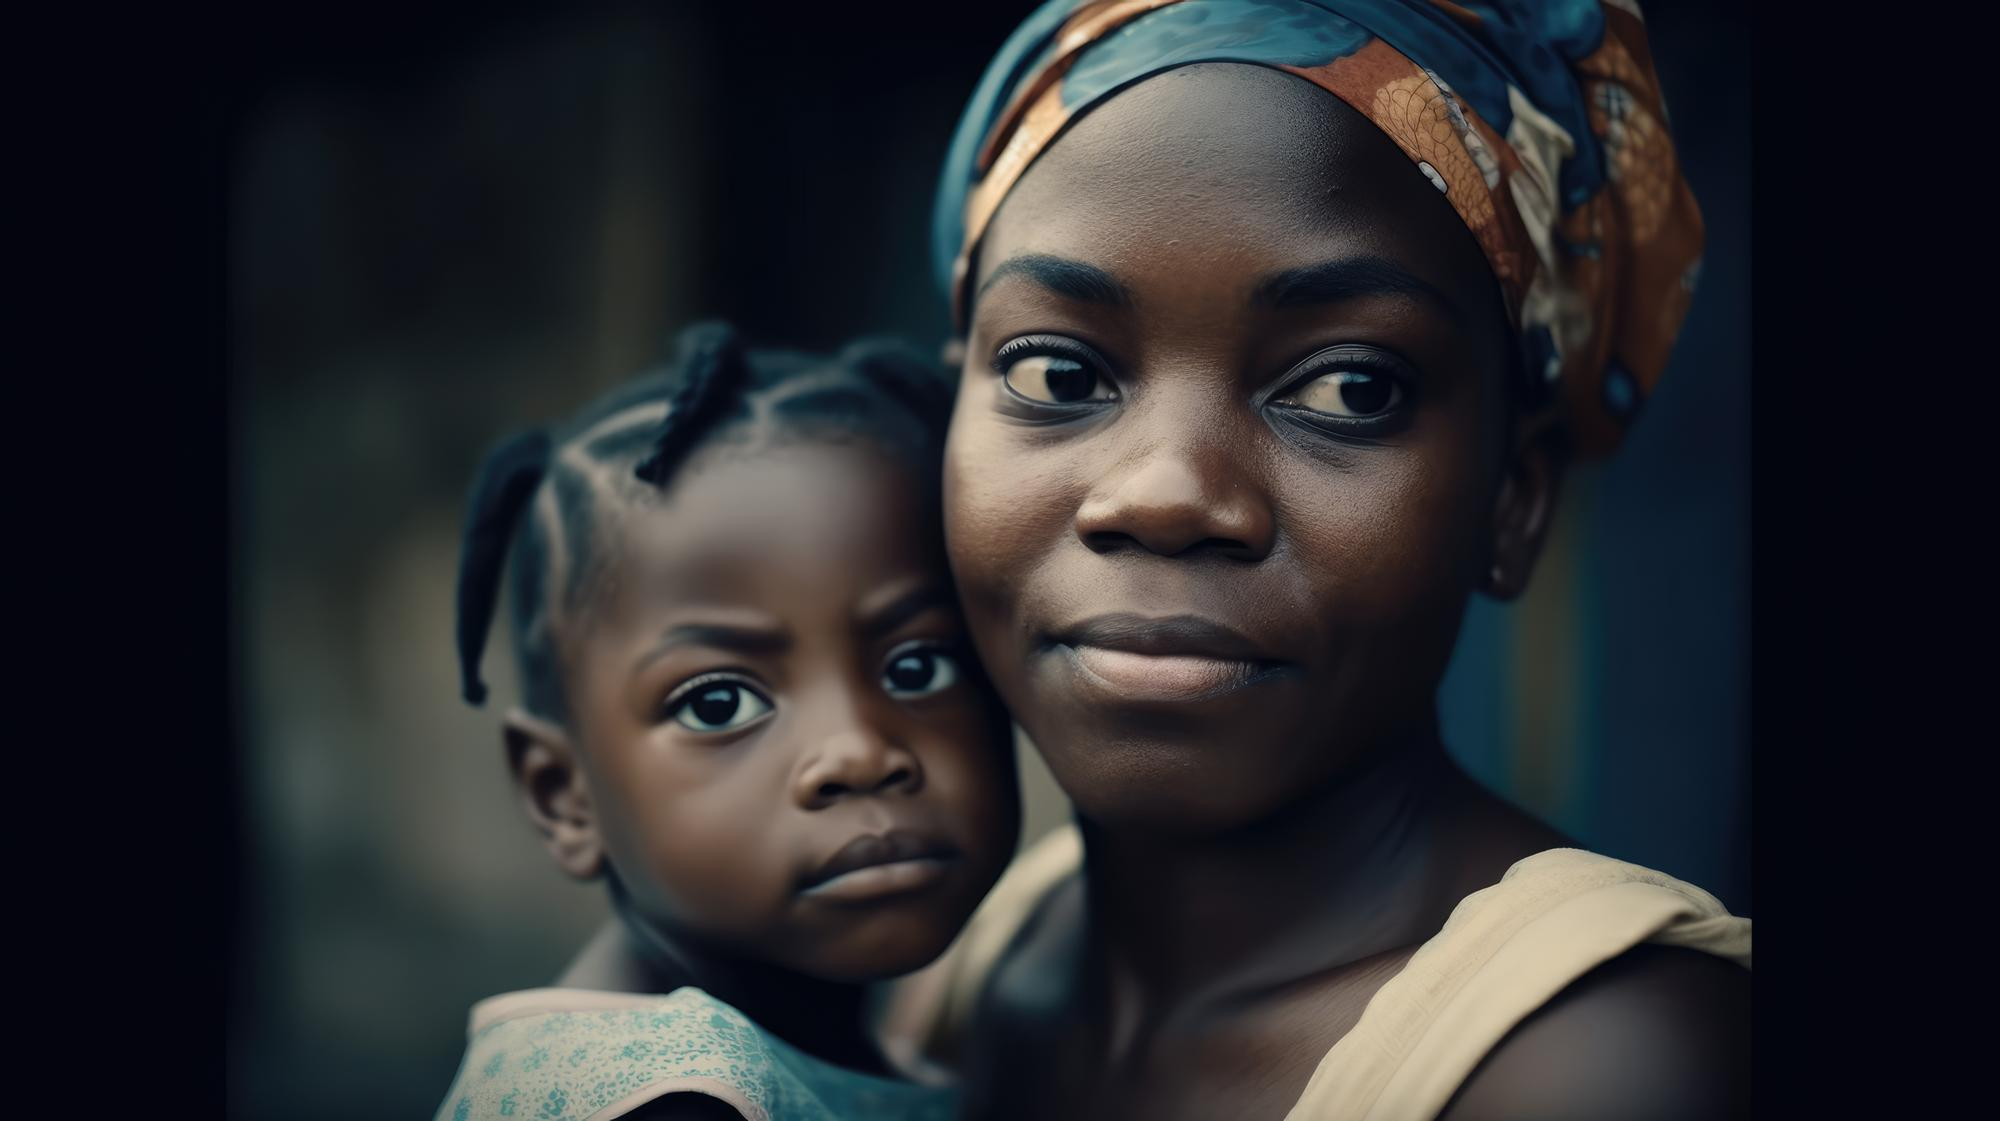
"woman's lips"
1047,613,1289,703
800,830,958,904
1067,644,1268,700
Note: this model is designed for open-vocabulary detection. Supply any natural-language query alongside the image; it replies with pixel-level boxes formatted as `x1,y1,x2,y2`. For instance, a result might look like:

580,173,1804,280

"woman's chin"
1029,732,1320,837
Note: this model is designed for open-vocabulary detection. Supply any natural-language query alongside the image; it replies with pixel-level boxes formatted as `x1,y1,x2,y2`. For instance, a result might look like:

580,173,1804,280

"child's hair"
454,321,955,723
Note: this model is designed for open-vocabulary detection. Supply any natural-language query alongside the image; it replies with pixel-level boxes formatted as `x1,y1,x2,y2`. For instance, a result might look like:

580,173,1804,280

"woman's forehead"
978,63,1492,307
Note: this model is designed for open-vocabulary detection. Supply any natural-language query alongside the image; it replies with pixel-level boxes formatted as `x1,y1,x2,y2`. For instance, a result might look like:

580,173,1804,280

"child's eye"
1276,369,1402,418
666,678,774,733
994,336,1116,405
881,645,963,699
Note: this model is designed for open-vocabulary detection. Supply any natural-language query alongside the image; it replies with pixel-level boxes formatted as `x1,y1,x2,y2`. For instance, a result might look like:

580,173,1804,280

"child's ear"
1483,417,1567,602
502,709,605,881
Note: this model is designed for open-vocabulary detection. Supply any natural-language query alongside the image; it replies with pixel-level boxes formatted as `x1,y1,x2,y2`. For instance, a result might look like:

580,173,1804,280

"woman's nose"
1073,423,1275,561
791,718,925,810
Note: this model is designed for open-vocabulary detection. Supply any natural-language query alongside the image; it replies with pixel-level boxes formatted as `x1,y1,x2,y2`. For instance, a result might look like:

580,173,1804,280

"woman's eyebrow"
634,622,791,672
1252,256,1463,324
977,253,1133,307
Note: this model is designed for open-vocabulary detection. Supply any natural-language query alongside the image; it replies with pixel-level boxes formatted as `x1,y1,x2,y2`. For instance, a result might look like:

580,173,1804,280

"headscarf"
932,0,1701,457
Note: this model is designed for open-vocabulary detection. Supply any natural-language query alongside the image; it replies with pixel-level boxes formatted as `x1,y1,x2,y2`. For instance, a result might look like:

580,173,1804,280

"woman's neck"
590,882,893,1076
1078,717,1558,1019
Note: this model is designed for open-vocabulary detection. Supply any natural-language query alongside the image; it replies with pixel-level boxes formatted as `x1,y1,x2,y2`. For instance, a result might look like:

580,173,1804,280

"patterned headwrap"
932,0,1701,457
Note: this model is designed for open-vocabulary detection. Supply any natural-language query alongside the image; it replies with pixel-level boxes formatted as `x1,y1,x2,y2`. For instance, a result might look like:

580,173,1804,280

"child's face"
944,64,1535,833
558,438,1019,982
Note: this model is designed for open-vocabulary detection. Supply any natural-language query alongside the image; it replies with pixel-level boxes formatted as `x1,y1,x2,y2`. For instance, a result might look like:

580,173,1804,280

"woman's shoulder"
976,863,1089,1027
1297,846,1750,1121
1435,942,1750,1120
875,824,1086,1075
952,868,1090,1117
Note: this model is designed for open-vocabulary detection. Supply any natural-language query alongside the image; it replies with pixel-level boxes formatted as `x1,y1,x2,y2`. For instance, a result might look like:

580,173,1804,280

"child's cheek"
600,748,800,940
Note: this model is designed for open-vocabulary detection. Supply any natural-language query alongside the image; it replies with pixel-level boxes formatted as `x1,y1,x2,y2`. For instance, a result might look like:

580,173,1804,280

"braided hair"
454,321,955,721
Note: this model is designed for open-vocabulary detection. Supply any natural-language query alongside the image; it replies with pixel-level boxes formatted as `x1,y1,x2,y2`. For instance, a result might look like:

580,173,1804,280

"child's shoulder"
434,987,772,1121
435,987,953,1121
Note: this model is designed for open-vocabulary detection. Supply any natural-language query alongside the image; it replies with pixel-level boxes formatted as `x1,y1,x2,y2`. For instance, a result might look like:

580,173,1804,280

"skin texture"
506,434,1020,1073
943,63,1745,1119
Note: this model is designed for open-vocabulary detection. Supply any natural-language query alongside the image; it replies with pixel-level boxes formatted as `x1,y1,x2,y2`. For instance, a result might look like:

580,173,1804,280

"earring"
1487,563,1506,592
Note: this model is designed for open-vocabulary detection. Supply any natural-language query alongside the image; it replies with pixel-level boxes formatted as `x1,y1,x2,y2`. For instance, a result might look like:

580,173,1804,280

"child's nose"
791,725,926,810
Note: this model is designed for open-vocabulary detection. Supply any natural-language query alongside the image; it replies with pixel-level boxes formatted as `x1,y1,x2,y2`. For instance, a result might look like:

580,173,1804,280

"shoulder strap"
1284,849,1750,1121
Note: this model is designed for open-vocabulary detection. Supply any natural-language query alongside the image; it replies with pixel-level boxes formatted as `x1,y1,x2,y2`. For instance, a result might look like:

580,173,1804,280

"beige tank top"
878,825,1751,1120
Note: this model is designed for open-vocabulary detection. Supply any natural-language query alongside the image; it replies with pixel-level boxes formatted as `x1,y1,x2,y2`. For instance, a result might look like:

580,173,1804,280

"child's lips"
800,830,959,903
799,857,955,903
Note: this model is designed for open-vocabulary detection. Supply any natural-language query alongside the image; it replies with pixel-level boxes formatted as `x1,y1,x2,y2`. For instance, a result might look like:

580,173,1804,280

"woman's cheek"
1281,460,1474,626
944,423,1055,589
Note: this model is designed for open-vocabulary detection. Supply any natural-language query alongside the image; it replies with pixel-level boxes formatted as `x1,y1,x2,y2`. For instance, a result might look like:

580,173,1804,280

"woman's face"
944,63,1523,833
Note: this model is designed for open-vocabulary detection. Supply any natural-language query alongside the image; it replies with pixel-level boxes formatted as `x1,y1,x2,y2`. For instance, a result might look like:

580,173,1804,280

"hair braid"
634,321,750,487
455,428,552,705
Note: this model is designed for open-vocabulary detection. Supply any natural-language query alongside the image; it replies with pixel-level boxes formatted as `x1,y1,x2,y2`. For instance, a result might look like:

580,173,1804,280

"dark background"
225,2,1749,1117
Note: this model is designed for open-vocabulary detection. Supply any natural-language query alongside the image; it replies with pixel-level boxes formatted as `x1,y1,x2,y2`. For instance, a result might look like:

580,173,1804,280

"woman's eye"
669,681,773,733
1002,353,1113,404
882,648,962,699
1278,369,1402,418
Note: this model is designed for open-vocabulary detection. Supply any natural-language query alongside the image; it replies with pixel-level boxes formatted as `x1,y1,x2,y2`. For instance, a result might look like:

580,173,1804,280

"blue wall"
1440,0,1750,912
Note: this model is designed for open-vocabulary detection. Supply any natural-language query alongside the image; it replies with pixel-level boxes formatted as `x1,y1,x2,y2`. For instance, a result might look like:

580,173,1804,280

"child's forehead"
594,439,946,628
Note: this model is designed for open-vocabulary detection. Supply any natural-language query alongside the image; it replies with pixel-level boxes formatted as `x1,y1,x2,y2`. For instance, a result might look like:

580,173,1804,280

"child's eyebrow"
1251,256,1463,324
633,622,792,671
977,253,1133,308
856,584,957,642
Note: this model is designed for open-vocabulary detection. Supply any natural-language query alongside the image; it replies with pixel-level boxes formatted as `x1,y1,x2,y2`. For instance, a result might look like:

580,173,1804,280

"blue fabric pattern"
434,988,956,1121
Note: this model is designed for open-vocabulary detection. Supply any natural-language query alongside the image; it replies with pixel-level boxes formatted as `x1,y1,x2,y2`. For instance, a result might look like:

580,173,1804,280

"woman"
913,1,1750,1117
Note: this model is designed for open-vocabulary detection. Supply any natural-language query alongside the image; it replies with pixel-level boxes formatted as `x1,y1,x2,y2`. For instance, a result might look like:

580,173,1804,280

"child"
435,322,1021,1121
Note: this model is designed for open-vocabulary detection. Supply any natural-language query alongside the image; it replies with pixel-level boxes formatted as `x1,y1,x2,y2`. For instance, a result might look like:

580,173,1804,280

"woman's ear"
1484,416,1568,602
503,709,605,880
940,337,967,369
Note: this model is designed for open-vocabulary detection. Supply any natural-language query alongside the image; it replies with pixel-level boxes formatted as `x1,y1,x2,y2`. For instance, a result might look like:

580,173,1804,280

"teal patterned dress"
433,987,956,1121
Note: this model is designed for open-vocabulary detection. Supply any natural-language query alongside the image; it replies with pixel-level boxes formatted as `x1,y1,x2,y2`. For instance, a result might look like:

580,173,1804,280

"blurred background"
226,2,1748,1117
